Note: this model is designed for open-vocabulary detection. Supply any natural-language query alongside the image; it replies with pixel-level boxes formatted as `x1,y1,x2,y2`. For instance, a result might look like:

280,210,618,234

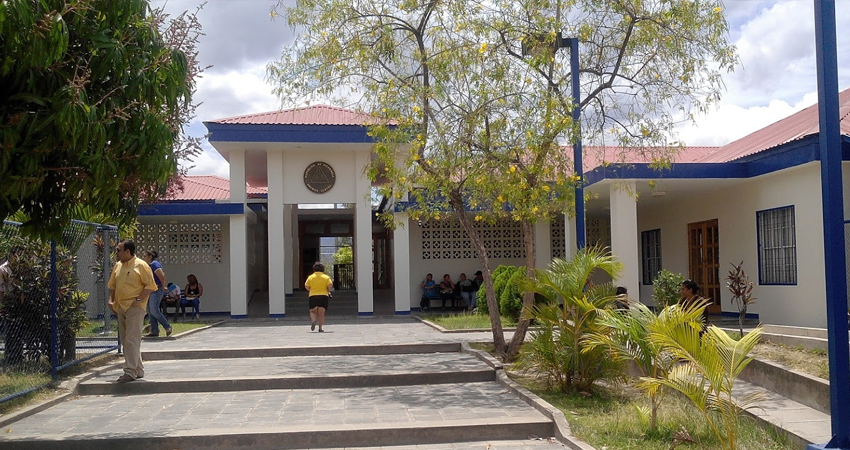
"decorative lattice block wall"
420,218,526,260
551,215,565,259
136,223,223,264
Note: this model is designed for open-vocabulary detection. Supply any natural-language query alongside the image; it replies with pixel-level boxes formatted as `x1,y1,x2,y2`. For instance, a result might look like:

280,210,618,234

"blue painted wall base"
358,312,373,317
395,311,411,315
269,313,286,318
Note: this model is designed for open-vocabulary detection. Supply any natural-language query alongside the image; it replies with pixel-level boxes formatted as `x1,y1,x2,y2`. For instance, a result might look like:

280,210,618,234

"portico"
204,106,379,317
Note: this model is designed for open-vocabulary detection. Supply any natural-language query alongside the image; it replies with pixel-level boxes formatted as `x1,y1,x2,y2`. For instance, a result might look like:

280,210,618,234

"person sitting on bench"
161,282,182,321
439,274,456,310
182,274,203,320
419,273,439,311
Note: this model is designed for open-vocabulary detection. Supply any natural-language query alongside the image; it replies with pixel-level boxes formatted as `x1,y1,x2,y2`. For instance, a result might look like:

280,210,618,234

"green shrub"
477,265,514,314
0,238,88,367
476,265,527,320
652,270,685,308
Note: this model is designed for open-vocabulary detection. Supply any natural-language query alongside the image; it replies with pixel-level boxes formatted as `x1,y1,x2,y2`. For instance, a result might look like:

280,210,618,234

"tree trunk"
449,193,507,358
650,394,659,433
505,220,536,360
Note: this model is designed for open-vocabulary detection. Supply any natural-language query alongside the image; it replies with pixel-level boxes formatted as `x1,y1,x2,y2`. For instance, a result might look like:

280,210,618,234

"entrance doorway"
687,219,721,314
299,219,354,290
373,230,392,289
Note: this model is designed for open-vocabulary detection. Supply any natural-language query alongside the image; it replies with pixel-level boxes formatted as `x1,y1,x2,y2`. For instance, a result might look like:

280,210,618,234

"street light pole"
523,33,585,252
810,0,850,448
563,36,586,251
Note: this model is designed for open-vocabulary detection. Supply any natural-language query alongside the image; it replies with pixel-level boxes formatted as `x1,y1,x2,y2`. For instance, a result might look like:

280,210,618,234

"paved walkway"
0,317,574,450
0,316,837,449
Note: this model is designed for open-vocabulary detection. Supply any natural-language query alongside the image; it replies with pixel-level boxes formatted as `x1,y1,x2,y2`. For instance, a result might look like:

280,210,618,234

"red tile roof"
697,88,850,163
168,175,266,201
582,145,719,169
208,105,382,126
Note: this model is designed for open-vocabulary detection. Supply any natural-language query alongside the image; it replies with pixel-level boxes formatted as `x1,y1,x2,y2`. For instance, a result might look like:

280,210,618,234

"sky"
150,0,850,180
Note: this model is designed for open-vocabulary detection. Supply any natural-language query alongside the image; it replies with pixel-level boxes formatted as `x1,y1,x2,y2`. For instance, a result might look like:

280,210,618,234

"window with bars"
757,206,797,285
641,229,662,285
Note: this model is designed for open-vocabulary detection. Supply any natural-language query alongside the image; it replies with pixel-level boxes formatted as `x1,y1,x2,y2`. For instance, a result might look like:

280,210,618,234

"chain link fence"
1,220,119,404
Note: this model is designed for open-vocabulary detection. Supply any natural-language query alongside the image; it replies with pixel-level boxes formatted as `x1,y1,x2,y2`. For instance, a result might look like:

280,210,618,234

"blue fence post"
49,239,59,381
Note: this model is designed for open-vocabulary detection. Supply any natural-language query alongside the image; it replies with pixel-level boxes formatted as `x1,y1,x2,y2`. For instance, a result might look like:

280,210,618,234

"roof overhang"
582,133,850,215
139,201,246,216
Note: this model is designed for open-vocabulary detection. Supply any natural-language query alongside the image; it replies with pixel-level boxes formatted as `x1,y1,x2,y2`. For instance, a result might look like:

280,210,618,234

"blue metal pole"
809,1,850,448
569,37,586,250
49,239,59,381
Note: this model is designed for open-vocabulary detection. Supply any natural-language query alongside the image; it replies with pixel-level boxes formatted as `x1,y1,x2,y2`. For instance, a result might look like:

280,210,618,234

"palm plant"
516,246,624,392
587,300,708,433
639,322,763,450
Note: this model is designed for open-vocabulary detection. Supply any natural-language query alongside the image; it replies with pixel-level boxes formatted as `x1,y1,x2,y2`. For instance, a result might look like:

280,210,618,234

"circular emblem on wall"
303,161,336,193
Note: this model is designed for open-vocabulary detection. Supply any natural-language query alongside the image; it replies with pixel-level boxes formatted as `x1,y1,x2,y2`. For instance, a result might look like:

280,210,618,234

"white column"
267,151,286,316
284,205,294,296
229,149,246,204
354,149,374,315
534,220,551,269
393,213,411,313
228,148,247,317
229,214,248,317
609,182,639,298
563,213,577,260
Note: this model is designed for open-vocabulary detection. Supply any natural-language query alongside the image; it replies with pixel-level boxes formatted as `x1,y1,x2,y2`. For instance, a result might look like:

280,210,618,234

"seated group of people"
420,271,484,311
160,274,203,320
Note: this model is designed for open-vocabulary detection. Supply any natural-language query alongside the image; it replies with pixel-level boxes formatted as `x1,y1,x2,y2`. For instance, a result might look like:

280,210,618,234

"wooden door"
688,219,721,314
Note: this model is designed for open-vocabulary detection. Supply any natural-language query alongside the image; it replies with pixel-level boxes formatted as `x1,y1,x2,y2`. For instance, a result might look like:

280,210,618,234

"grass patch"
751,341,829,380
0,351,120,416
79,319,209,337
421,312,517,329
1,320,211,415
78,320,118,337
0,371,52,399
509,372,794,450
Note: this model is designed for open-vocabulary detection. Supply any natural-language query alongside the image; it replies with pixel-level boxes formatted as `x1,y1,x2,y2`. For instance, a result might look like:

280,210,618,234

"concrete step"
0,383,554,450
79,353,496,395
141,342,462,360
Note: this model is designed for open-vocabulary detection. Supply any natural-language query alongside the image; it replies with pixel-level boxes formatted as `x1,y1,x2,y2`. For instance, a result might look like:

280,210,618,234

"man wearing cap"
472,270,485,292
108,240,156,383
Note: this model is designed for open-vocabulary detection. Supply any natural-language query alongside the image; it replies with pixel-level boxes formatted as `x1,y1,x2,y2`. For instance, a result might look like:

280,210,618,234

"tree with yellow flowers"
269,0,736,360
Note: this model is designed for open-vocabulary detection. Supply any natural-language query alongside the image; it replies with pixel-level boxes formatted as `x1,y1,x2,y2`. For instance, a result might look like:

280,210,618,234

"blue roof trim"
139,202,244,216
585,134,850,186
584,162,747,185
203,122,376,144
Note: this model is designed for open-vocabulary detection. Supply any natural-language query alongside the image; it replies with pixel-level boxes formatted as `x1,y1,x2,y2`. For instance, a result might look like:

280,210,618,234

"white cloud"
196,65,281,121
187,143,230,179
679,1,850,146
179,65,281,177
678,92,818,146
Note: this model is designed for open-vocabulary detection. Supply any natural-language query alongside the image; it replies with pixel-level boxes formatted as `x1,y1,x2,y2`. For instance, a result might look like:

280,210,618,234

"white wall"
278,148,363,204
138,216,233,314
637,162,827,327
405,216,528,309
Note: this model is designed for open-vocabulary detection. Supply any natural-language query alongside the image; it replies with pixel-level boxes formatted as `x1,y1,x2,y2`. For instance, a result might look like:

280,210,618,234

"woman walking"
141,250,172,337
305,262,333,332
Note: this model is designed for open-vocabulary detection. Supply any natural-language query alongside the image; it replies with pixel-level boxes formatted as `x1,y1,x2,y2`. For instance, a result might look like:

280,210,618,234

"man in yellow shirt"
108,240,156,382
